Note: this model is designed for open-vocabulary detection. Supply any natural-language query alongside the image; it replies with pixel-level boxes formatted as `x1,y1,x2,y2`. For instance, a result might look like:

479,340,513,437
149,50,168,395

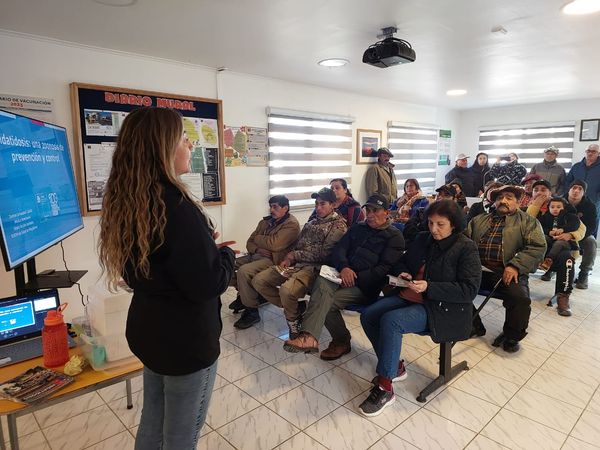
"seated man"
231,195,301,328
467,185,546,353
252,188,347,338
566,179,598,289
283,194,405,360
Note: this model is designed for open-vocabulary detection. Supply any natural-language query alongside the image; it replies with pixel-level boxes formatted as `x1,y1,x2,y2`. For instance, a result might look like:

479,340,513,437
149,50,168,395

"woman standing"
99,108,236,449
309,178,365,226
357,200,481,416
490,152,527,185
471,152,490,195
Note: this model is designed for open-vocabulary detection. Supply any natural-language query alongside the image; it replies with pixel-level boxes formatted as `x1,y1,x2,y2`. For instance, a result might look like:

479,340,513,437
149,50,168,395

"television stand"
14,259,87,295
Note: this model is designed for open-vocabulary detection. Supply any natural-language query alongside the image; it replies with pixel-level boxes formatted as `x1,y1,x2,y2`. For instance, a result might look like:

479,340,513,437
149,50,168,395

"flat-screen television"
0,109,84,271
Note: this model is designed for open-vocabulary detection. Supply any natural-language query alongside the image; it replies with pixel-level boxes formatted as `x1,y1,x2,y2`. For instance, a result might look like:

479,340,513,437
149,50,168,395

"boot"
539,257,553,272
228,294,246,313
541,270,555,282
575,271,589,290
234,308,260,329
557,293,572,317
287,319,302,340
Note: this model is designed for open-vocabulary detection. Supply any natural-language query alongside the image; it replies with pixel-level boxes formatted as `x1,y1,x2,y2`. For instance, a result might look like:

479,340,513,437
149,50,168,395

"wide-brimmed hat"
362,193,389,210
488,185,525,202
311,187,336,203
455,153,469,161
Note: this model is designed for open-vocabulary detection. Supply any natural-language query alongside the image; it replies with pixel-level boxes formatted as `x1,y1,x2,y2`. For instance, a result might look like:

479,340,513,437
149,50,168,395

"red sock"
378,376,393,392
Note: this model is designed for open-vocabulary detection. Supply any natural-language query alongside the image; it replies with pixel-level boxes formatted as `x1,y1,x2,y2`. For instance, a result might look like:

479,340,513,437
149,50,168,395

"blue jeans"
135,361,217,450
360,296,428,380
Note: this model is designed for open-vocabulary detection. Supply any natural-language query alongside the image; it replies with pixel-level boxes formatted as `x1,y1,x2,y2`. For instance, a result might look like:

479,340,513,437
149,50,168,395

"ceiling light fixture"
561,0,600,15
92,0,137,7
446,89,467,96
318,58,349,67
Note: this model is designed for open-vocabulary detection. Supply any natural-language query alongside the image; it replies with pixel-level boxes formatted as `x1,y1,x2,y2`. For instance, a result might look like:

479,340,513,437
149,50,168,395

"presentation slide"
0,110,83,268
0,301,35,334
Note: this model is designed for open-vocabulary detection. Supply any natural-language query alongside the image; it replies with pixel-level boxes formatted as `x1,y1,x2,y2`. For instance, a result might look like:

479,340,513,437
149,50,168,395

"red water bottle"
42,303,70,367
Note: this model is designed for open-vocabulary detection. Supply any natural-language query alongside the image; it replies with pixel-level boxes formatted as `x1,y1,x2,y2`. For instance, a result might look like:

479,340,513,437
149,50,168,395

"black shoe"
470,325,487,338
492,333,506,347
358,386,395,417
229,295,246,313
541,270,555,282
576,272,589,289
234,308,260,329
502,339,520,353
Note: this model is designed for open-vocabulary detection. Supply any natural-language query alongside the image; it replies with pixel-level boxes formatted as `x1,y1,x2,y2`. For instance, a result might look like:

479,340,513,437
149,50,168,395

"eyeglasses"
585,149,598,153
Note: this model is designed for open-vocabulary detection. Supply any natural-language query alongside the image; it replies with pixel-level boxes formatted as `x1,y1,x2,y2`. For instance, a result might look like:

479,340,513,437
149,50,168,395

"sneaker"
358,386,395,417
228,295,246,313
371,360,407,385
576,272,589,290
502,339,520,353
233,308,260,329
541,270,555,282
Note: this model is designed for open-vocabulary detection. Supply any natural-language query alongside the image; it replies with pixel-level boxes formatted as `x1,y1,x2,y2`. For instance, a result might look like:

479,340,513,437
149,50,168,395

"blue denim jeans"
360,296,428,380
135,361,217,450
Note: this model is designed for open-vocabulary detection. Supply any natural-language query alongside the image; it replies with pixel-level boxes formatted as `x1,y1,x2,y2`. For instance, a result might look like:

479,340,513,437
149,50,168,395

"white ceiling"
1,0,599,110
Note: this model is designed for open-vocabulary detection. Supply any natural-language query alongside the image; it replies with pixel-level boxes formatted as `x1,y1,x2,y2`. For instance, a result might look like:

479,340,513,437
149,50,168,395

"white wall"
457,98,600,162
0,32,458,318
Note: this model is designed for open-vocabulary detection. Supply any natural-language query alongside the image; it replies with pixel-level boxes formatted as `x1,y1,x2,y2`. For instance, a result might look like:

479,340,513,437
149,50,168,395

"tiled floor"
3,269,600,450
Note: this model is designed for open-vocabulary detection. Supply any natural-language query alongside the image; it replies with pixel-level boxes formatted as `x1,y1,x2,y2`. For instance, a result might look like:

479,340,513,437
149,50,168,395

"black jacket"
445,166,477,197
567,195,598,239
391,232,482,343
124,183,235,375
538,205,580,236
332,221,405,298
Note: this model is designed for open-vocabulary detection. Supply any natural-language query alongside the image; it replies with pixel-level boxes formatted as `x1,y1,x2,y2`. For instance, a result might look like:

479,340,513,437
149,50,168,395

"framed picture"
356,129,382,164
580,119,600,142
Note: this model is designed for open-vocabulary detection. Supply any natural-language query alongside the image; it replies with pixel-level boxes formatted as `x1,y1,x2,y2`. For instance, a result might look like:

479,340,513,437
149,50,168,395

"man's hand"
280,252,294,268
531,192,551,207
340,267,357,287
256,248,273,258
502,266,519,285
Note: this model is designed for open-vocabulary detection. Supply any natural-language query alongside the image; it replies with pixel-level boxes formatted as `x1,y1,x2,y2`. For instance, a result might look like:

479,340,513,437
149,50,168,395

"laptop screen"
0,289,60,346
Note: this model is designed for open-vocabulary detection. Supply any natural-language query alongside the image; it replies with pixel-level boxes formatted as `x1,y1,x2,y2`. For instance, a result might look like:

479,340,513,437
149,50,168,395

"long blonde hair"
99,107,201,289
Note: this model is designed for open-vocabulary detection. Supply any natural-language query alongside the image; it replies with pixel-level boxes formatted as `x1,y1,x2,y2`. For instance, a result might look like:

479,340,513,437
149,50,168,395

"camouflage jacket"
292,212,347,265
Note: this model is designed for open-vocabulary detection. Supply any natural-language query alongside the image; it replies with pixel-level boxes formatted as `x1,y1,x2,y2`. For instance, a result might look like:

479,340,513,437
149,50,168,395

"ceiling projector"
362,29,416,68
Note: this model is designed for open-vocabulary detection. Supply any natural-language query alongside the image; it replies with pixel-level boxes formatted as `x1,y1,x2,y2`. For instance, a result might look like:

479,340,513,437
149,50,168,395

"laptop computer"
0,289,76,367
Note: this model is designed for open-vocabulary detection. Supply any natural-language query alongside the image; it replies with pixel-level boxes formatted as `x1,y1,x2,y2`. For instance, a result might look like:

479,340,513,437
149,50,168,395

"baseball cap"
435,184,457,197
311,187,336,203
544,146,559,155
362,193,389,210
532,179,552,191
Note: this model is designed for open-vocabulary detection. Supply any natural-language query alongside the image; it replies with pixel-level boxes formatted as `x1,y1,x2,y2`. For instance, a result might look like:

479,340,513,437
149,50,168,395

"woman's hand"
212,231,220,241
217,240,240,254
408,280,428,294
398,272,412,281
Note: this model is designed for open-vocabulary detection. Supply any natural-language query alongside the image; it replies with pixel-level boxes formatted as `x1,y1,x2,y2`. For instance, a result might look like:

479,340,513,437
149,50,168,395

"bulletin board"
70,82,225,216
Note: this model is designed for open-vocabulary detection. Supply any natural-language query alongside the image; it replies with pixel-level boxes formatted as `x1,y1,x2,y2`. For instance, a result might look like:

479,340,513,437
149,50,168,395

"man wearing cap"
365,147,398,204
529,146,566,195
228,195,301,328
445,153,477,197
566,179,597,289
252,188,347,338
402,184,457,243
467,185,546,352
282,194,405,359
566,144,600,237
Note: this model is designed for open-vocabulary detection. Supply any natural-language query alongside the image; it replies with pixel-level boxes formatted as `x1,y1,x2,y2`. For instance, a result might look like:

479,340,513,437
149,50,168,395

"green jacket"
466,209,546,274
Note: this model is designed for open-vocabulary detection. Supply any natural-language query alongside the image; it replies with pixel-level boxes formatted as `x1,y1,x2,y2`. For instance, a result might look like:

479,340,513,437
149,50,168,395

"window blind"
267,108,354,210
478,123,575,172
387,122,439,195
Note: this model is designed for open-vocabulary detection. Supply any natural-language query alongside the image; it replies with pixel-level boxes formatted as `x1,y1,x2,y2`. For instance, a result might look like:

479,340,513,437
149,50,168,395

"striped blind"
387,122,439,195
267,108,354,210
478,123,575,172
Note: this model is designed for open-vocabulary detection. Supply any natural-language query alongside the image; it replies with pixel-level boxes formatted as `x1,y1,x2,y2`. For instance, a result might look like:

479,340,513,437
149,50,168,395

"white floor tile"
1,413,39,438
481,408,567,450
5,430,50,450
561,435,600,450
304,406,386,450
106,389,143,429
246,337,294,365
338,350,379,382
424,386,500,432
217,405,298,450
587,389,600,415
571,409,600,447
96,375,143,403
86,430,135,450
222,327,274,350
234,366,301,403
392,408,476,450
465,435,511,450
306,366,371,404
266,385,339,429
504,387,583,434
275,432,328,450
196,431,236,450
216,350,268,382
274,353,333,383
34,392,104,428
205,383,260,429
524,367,596,409
369,432,421,450
451,367,521,407
540,352,600,387
345,391,420,432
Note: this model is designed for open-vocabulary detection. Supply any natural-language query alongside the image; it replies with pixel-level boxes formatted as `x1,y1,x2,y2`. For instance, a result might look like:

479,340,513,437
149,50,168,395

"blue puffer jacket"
566,158,600,206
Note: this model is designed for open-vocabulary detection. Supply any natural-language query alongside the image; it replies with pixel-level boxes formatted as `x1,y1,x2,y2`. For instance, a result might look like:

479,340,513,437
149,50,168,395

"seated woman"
357,200,482,417
392,178,429,231
308,178,364,226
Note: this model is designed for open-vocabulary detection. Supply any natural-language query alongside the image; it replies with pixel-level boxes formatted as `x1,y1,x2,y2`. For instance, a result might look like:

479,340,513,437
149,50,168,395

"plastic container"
87,282,132,336
42,304,70,368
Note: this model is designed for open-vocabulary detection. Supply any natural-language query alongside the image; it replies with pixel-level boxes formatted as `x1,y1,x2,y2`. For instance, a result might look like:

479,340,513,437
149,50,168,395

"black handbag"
424,300,472,344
